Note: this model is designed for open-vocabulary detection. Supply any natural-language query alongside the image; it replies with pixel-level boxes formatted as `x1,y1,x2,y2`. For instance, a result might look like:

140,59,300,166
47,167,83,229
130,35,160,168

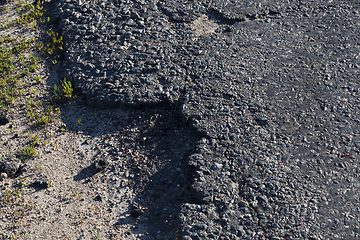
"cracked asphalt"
51,0,360,239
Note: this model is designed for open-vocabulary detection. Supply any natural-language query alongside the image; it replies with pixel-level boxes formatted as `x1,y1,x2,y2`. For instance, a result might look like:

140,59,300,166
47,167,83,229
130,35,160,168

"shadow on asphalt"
113,107,200,239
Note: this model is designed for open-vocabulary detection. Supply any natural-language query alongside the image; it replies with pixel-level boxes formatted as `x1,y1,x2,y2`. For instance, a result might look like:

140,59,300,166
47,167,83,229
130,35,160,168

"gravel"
0,157,21,177
45,0,360,239
94,158,110,171
30,175,50,190
0,111,9,126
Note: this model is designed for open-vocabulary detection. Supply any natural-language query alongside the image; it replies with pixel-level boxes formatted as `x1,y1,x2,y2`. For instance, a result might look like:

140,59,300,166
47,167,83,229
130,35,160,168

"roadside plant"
36,162,42,173
150,119,155,127
22,146,36,158
31,135,39,146
52,79,74,101
71,189,82,198
35,115,53,126
52,83,62,100
61,79,73,99
34,75,41,82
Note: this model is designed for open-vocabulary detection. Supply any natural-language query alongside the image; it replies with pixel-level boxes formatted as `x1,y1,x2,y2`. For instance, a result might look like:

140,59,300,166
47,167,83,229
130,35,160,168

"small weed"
150,119,155,127
31,88,37,95
36,162,42,173
29,64,37,72
61,79,73,99
52,79,74,101
29,53,38,64
22,146,36,158
71,190,76,197
43,28,64,54
35,41,43,51
22,68,30,75
52,84,62,100
71,190,82,198
31,135,39,146
35,115,53,127
150,116,157,127
34,75,41,82
27,111,35,121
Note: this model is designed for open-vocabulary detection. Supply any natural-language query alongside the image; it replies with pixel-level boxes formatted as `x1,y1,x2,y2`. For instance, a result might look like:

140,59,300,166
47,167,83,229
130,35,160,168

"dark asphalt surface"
53,0,360,239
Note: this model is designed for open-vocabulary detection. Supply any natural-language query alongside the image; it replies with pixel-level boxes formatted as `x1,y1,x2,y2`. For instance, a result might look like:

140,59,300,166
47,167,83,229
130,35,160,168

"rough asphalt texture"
51,0,360,239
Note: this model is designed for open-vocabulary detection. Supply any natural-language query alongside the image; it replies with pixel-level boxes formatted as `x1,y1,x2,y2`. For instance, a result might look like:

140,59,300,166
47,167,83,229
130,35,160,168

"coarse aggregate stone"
0,110,9,126
51,0,360,239
0,157,20,177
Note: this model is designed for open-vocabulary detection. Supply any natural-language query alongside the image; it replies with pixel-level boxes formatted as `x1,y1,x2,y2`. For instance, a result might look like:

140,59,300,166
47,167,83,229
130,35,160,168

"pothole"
188,10,238,37
189,14,220,36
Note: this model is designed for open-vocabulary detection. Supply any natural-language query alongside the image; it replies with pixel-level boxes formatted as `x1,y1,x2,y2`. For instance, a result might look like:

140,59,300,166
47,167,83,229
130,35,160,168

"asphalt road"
53,0,360,239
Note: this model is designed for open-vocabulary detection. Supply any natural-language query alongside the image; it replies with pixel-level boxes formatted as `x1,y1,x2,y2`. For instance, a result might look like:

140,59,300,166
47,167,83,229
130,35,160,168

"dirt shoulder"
0,1,197,239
